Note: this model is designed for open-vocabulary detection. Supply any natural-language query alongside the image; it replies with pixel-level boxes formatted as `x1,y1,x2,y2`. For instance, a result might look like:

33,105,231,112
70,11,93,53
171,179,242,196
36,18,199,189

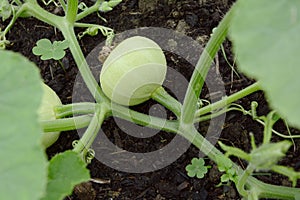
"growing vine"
0,0,300,199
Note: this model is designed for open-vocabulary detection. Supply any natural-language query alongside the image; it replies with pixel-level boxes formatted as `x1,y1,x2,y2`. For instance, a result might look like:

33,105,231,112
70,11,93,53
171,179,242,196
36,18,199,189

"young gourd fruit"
100,36,167,106
38,83,62,148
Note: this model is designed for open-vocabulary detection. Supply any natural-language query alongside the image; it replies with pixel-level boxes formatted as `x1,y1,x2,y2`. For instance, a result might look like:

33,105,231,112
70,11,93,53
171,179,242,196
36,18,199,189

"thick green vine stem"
236,164,256,197
76,0,104,21
180,5,234,125
73,104,109,161
66,0,78,24
61,26,106,103
55,103,96,118
262,111,280,144
151,86,182,118
22,2,62,27
42,115,93,132
195,82,261,117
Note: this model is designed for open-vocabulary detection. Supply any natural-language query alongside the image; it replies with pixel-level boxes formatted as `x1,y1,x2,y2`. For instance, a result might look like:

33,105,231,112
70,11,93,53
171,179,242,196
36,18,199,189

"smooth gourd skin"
100,36,167,106
38,83,62,148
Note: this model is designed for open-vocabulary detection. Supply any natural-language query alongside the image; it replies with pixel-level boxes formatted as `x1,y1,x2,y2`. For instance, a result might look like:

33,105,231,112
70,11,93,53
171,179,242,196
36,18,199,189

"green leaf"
41,151,90,200
185,158,209,179
229,0,300,128
32,39,69,60
218,141,251,161
216,155,232,172
99,1,113,12
215,155,238,184
108,0,122,7
250,141,291,171
220,174,230,182
0,50,47,200
0,0,12,21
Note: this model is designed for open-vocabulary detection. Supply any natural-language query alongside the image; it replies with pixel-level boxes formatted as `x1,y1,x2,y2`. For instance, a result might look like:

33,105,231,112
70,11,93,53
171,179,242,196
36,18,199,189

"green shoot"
219,140,291,171
99,0,122,12
216,156,238,185
77,24,114,45
250,141,291,171
218,141,251,161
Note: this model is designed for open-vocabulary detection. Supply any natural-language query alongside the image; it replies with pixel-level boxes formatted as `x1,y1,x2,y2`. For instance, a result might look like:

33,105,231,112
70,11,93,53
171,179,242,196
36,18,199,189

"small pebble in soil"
138,0,159,12
223,185,237,199
295,160,300,169
282,179,292,187
176,20,190,34
176,181,189,191
98,45,115,63
73,181,96,200
198,0,207,5
185,12,199,27
172,10,182,18
167,39,178,51
190,188,208,200
166,19,177,29
208,165,221,183
127,0,138,8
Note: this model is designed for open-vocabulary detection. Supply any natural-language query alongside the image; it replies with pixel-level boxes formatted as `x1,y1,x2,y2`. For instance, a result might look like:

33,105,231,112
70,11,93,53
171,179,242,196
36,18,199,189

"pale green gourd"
100,36,167,106
38,83,62,148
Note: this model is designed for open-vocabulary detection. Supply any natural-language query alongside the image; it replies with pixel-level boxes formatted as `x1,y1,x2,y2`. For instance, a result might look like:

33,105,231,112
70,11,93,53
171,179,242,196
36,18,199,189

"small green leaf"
227,168,236,176
53,40,69,50
250,141,291,170
220,174,230,182
215,156,238,184
0,50,47,200
0,0,12,21
229,0,300,128
41,150,90,200
216,156,232,172
32,39,69,60
185,158,209,179
99,1,113,12
108,0,122,7
218,141,251,161
99,0,122,12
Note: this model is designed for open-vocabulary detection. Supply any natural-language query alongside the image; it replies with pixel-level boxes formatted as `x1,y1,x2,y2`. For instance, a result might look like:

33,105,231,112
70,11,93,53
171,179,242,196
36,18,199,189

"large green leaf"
41,151,90,200
0,51,47,199
229,0,300,128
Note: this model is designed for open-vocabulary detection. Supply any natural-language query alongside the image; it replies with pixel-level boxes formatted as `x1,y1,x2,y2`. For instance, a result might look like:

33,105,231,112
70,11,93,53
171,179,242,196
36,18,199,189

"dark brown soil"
2,0,300,199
